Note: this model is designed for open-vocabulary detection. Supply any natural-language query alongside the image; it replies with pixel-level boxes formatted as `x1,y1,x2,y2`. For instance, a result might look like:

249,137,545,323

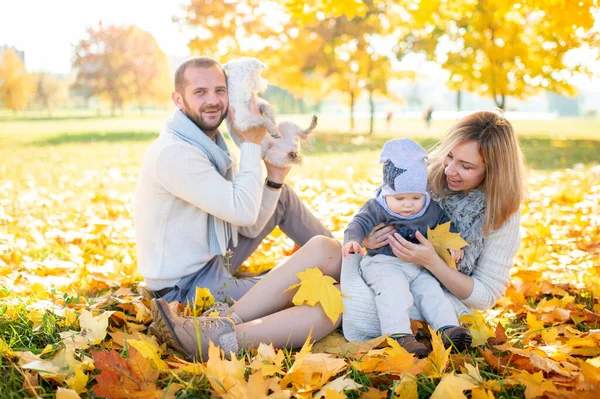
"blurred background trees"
0,49,35,114
1,0,598,120
72,23,171,116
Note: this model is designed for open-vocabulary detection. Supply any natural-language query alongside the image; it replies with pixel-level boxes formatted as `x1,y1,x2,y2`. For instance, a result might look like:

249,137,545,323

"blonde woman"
150,111,526,360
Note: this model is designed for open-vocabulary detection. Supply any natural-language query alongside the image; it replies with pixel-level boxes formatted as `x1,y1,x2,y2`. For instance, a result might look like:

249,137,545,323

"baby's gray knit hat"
380,138,428,196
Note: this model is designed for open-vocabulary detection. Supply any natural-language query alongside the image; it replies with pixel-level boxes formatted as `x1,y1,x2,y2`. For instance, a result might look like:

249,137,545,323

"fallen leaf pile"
1,154,599,397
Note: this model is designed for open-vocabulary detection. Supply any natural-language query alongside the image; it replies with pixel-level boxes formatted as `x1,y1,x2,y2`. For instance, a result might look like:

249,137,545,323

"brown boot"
202,302,243,325
149,298,238,362
440,326,472,352
394,334,430,358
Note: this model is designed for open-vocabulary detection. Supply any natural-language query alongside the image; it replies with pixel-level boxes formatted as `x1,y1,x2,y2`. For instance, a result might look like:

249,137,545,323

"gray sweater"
344,199,454,257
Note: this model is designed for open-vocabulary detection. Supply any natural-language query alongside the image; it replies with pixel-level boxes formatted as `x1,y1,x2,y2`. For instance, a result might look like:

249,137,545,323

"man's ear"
172,91,183,109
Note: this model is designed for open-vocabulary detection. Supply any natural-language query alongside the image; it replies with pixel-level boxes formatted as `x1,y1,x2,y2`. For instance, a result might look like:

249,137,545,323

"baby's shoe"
439,326,472,352
393,334,430,358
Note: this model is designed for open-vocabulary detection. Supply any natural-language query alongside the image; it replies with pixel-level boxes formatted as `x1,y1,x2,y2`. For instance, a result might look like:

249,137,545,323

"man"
134,57,331,304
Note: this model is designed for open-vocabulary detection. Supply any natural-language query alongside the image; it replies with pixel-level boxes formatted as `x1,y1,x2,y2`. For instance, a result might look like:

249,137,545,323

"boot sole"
444,331,472,352
149,299,193,361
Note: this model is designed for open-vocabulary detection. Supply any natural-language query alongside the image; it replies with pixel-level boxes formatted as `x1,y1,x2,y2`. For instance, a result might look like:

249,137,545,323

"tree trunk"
368,89,375,135
456,90,462,112
349,91,355,131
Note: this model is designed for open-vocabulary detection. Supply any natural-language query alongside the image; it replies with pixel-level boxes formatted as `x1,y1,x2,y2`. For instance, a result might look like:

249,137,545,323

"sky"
0,0,192,74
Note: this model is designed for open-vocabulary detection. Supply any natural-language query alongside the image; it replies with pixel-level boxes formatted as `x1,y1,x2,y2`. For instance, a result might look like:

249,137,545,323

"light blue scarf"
163,108,237,255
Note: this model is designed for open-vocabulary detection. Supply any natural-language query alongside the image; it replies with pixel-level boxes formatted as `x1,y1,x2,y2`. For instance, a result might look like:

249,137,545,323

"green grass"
1,113,598,171
0,112,599,397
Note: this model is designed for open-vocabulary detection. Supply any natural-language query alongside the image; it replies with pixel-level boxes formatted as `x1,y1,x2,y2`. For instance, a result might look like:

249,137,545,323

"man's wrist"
265,178,283,190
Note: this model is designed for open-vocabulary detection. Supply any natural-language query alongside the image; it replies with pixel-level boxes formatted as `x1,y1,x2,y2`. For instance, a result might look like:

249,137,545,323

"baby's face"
385,194,425,217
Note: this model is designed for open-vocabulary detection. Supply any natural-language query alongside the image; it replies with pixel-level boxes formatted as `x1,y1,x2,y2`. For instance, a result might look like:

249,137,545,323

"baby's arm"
344,199,386,247
449,248,464,263
343,241,365,258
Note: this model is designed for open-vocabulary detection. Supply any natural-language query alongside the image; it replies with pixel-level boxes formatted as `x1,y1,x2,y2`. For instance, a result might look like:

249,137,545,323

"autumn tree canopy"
401,0,600,109
175,0,599,114
72,23,171,115
33,72,69,116
0,49,35,113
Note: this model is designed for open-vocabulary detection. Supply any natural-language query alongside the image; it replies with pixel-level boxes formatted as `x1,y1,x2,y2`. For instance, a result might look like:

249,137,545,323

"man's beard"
182,98,228,132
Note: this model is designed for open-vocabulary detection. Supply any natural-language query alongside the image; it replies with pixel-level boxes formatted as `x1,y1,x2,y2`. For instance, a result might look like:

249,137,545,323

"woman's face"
443,140,486,192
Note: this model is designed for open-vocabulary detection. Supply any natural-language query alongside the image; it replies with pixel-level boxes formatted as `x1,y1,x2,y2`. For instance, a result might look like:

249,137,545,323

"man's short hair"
174,57,227,93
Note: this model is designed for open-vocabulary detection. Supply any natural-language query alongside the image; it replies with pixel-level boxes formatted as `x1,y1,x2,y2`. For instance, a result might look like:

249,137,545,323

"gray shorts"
156,184,332,304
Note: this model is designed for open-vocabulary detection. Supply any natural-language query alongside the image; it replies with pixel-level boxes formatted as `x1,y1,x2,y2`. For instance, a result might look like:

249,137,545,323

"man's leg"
164,256,258,304
230,184,333,271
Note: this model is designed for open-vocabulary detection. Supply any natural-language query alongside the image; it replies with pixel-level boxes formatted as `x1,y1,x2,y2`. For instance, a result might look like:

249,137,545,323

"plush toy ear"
298,115,318,138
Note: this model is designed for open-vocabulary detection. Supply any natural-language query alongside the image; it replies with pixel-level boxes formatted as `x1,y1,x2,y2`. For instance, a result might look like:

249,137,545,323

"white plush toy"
262,116,318,167
223,57,280,140
224,57,318,168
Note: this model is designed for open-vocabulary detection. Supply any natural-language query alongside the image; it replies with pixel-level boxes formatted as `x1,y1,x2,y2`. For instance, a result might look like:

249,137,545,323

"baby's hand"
449,248,464,263
343,241,364,258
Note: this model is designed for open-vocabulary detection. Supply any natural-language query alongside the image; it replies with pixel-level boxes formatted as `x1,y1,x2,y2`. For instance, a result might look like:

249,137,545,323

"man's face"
173,65,228,134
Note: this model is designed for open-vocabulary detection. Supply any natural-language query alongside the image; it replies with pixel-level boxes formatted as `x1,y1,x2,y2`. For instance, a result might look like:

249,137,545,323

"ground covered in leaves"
1,123,599,398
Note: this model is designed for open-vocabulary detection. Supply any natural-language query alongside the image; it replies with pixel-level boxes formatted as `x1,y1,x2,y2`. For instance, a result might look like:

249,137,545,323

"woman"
150,110,526,360
343,110,526,341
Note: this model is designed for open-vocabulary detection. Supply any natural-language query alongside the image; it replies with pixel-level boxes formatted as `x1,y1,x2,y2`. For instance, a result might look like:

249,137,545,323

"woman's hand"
387,230,440,269
362,223,395,250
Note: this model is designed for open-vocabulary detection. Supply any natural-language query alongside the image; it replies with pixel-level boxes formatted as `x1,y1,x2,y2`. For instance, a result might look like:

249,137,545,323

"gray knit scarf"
163,108,237,255
433,188,486,275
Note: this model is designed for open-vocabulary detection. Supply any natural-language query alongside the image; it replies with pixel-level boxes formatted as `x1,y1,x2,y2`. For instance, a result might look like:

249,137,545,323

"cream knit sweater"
134,132,281,290
341,212,521,341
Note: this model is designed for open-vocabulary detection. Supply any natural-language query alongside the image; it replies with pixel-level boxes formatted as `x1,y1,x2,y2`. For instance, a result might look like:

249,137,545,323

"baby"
343,138,472,357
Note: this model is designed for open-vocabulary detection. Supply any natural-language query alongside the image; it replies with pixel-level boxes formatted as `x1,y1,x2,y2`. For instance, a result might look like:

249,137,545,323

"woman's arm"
387,213,521,308
387,232,474,299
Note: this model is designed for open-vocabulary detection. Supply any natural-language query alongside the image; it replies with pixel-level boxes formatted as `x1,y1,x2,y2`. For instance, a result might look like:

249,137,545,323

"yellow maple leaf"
430,373,477,399
352,338,419,376
286,267,343,324
508,370,558,399
128,339,168,371
525,312,544,333
205,341,247,396
78,309,113,345
65,365,88,394
314,375,362,398
194,286,214,311
427,222,468,269
471,388,495,399
55,388,82,399
249,343,285,377
422,327,451,378
394,375,418,399
459,310,494,346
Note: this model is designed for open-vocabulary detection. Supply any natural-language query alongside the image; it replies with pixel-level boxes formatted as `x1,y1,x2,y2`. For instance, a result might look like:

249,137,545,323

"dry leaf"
286,267,343,324
92,346,162,399
427,221,468,269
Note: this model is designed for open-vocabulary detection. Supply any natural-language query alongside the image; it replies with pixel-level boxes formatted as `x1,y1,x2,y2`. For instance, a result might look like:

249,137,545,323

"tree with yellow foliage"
72,23,171,116
0,49,35,113
398,0,600,110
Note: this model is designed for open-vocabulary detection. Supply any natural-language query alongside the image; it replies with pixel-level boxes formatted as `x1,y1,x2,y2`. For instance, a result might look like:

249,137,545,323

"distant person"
423,106,434,129
386,110,394,130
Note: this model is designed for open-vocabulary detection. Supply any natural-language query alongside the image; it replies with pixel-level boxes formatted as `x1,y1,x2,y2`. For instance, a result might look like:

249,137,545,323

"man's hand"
265,161,291,185
229,94,267,145
343,241,365,259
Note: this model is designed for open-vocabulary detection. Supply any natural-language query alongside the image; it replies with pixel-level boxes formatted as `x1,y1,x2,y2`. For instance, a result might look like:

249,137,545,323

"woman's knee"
304,236,342,274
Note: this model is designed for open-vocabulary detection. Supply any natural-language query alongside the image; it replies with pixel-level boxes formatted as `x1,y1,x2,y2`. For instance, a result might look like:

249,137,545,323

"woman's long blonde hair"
428,111,526,234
